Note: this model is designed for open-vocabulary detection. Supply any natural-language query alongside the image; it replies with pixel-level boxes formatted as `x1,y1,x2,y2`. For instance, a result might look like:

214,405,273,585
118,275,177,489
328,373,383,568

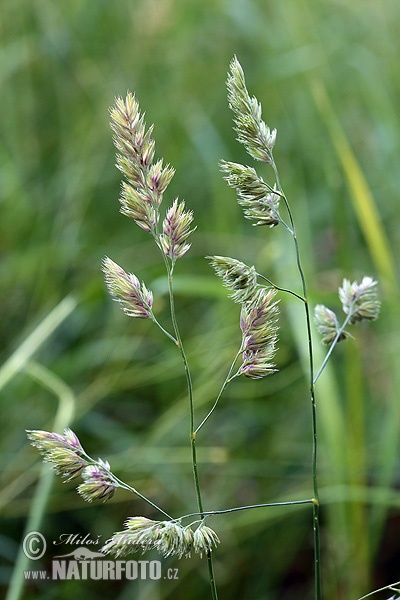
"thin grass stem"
180,498,315,521
313,310,353,384
356,580,400,600
194,349,242,434
151,316,178,345
110,475,173,519
257,273,306,302
270,155,321,600
161,252,218,600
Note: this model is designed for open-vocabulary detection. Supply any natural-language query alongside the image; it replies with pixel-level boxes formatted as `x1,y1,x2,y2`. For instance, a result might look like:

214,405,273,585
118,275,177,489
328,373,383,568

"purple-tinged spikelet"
160,198,195,260
27,429,88,481
102,256,153,319
239,288,279,379
77,459,116,503
110,92,175,233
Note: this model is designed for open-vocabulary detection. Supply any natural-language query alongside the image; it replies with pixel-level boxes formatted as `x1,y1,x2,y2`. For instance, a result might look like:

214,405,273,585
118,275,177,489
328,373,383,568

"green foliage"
1,1,400,599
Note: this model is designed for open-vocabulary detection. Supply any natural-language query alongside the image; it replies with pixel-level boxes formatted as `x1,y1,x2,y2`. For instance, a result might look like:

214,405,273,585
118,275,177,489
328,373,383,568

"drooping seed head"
208,255,258,303
193,524,220,558
27,429,88,481
77,459,116,503
220,161,280,227
102,518,196,559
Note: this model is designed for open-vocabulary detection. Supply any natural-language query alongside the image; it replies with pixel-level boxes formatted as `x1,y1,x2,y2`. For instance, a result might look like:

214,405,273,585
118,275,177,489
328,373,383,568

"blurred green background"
1,1,399,599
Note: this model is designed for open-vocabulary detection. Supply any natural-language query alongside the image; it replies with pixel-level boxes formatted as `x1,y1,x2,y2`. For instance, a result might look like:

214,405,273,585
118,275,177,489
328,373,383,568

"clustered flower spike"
101,517,219,560
160,198,196,260
77,459,116,503
339,276,380,323
314,276,380,346
239,288,279,379
27,429,117,503
27,428,88,481
110,92,175,233
314,304,348,346
102,256,154,319
208,256,258,303
193,523,220,558
220,161,281,227
227,56,277,163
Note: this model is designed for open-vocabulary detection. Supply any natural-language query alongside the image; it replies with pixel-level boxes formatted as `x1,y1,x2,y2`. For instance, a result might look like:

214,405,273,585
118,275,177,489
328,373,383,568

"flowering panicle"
160,198,195,260
220,161,280,227
27,429,117,502
227,56,277,163
102,517,219,560
339,276,380,323
314,304,348,346
102,256,153,319
27,428,88,481
77,459,116,503
315,277,380,346
239,288,279,379
110,92,175,233
208,256,258,303
119,181,159,233
193,524,220,558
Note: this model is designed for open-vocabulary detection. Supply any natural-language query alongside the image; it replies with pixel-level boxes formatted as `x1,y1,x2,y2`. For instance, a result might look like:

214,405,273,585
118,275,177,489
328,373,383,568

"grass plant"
2,3,400,599
15,57,386,600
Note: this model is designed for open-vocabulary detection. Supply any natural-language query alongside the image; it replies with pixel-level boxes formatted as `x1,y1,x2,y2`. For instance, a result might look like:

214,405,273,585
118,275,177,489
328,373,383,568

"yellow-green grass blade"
312,79,400,566
311,79,397,295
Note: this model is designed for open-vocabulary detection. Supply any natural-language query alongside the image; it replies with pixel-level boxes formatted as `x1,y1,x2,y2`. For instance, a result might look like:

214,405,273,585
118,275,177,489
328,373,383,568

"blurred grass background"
1,0,400,599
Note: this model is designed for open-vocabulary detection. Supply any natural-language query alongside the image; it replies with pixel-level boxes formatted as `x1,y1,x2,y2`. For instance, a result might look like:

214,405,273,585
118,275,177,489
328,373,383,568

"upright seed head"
160,198,196,260
110,93,153,177
119,181,159,232
314,304,348,345
110,92,175,233
338,276,380,323
227,56,277,163
147,159,175,198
